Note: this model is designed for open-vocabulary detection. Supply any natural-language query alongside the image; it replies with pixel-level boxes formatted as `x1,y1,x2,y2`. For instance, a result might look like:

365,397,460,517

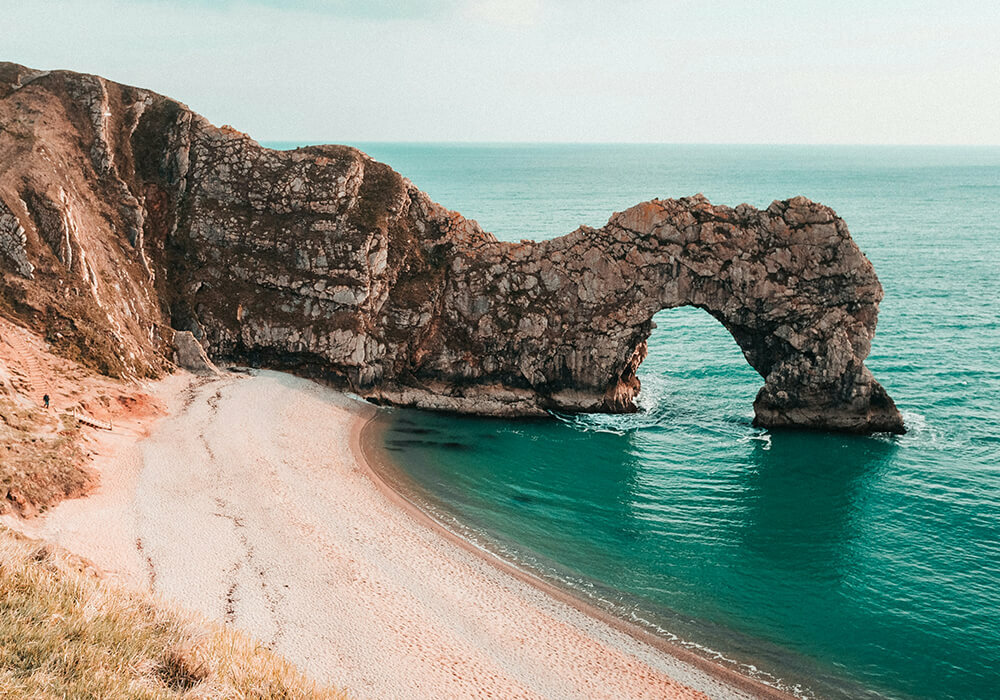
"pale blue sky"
5,0,999,144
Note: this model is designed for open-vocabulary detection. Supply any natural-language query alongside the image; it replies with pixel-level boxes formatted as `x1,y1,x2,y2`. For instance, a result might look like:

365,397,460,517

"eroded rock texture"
0,63,903,433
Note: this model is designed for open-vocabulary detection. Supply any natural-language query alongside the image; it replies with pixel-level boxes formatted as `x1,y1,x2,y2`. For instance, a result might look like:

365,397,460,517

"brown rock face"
0,63,904,433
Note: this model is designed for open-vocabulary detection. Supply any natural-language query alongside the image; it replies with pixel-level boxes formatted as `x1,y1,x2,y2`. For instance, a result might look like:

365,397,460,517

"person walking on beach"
43,393,49,409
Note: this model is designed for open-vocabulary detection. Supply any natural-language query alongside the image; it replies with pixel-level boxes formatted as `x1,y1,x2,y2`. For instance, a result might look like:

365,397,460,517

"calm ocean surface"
270,143,1000,699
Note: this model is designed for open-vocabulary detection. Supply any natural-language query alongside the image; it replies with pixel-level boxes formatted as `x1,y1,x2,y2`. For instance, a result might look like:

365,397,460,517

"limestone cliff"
0,63,904,433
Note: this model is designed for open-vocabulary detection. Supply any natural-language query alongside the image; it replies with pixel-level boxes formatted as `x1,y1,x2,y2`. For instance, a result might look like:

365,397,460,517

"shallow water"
270,142,1000,699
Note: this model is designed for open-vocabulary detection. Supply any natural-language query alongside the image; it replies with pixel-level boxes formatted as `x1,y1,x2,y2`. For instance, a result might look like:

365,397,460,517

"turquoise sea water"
271,143,1000,699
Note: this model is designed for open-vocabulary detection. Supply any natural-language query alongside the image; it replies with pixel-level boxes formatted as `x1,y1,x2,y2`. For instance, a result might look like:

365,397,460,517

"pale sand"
6,370,770,700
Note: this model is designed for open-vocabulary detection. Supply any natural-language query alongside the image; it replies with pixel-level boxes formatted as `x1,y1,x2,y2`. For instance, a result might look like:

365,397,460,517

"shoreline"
354,410,795,700
7,370,786,698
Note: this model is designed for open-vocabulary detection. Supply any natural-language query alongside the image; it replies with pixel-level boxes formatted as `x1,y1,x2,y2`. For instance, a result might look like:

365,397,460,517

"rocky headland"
0,63,903,434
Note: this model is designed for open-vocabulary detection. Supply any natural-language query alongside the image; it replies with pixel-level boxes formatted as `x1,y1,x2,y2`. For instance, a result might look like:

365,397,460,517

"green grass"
0,526,347,699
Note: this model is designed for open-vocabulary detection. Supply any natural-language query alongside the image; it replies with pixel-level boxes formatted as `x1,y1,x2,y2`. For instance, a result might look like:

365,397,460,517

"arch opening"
633,306,762,425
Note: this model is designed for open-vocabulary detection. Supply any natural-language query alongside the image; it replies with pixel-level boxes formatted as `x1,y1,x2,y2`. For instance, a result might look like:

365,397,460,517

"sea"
268,143,1000,700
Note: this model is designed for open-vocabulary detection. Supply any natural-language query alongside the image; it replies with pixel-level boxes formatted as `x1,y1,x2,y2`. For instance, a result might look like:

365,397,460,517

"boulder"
172,331,219,375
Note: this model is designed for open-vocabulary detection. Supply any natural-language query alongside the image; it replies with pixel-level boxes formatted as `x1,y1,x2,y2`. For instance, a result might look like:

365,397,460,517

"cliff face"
0,63,904,433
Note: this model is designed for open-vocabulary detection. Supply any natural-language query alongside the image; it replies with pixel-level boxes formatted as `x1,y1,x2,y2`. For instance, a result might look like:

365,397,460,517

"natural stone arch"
145,109,901,433
401,195,904,434
0,63,902,433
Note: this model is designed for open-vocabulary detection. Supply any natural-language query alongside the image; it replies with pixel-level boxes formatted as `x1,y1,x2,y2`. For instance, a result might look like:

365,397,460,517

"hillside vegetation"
0,526,347,699
0,397,88,517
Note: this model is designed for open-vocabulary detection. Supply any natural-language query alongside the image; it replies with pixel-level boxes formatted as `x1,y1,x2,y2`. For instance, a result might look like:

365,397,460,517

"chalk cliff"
0,63,904,433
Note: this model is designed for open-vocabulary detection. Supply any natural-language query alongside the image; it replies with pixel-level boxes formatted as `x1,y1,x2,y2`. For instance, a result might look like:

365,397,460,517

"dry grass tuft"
156,646,209,692
0,526,348,699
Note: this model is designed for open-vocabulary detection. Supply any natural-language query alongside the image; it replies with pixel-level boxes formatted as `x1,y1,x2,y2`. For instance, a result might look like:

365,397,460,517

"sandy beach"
5,370,769,699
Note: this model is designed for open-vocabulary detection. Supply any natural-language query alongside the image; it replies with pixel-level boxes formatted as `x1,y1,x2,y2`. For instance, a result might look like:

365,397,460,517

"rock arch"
403,195,904,434
0,63,903,433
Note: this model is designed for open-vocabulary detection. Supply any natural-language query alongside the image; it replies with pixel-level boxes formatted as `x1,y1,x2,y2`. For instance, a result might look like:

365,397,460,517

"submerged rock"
0,62,903,433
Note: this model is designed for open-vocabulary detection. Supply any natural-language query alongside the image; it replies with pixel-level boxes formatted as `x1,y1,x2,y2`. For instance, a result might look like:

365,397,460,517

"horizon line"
258,140,1000,148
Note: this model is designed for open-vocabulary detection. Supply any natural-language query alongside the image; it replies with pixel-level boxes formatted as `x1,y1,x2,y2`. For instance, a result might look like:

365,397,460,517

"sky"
4,0,999,144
